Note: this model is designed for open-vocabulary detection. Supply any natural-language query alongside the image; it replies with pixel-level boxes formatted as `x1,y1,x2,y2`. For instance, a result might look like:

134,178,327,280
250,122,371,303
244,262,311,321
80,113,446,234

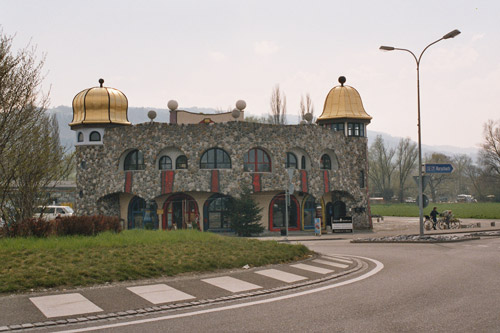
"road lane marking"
127,284,195,304
29,293,102,318
202,276,262,293
256,269,307,283
291,263,334,274
60,255,383,333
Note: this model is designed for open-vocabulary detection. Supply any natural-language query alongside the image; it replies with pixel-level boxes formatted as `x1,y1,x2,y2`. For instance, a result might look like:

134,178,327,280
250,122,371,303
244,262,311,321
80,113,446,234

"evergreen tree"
227,188,264,236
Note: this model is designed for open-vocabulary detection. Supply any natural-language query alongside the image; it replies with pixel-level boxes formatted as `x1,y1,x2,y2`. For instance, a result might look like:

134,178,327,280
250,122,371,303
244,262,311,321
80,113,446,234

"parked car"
34,205,74,221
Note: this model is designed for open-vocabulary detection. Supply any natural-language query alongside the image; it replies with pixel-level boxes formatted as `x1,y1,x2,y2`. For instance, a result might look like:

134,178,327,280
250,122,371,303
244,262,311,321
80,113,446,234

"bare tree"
368,135,396,201
299,93,314,122
395,137,418,202
0,30,72,223
269,85,287,125
480,119,500,178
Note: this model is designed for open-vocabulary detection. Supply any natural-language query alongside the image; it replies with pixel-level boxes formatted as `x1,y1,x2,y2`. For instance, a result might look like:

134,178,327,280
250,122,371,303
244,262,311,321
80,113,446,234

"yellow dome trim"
70,79,131,128
318,79,372,121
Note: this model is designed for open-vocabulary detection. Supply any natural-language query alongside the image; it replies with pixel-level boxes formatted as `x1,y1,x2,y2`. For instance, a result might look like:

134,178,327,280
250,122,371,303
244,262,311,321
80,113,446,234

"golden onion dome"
317,76,372,122
69,79,131,129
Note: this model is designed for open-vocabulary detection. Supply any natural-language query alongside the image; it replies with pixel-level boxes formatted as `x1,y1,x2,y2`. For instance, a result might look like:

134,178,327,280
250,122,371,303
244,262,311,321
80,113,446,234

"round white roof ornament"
147,110,157,122
300,120,307,125
232,108,241,119
235,100,246,111
304,112,313,122
167,100,178,111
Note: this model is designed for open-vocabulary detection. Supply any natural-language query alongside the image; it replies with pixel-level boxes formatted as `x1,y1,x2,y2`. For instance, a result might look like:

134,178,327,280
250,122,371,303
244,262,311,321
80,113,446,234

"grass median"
0,230,312,294
371,202,500,219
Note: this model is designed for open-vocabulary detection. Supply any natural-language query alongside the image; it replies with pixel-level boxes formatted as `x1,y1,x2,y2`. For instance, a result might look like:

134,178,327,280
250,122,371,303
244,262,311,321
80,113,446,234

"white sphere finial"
235,100,246,111
167,100,178,111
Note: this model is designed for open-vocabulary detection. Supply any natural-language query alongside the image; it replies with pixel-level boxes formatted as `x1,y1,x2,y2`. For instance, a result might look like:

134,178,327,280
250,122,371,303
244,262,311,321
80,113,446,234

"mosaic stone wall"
75,121,371,229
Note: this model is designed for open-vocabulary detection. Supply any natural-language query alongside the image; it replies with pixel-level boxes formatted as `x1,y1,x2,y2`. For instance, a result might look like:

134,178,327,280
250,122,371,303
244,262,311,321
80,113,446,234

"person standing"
430,207,439,230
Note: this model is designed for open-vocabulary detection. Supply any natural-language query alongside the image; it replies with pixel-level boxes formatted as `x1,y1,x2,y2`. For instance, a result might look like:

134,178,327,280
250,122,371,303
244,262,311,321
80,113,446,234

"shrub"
54,215,121,236
1,218,52,238
0,215,121,238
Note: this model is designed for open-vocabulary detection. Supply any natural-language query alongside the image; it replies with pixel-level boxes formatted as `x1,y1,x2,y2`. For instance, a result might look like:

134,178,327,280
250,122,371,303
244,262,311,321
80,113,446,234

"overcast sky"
1,0,498,149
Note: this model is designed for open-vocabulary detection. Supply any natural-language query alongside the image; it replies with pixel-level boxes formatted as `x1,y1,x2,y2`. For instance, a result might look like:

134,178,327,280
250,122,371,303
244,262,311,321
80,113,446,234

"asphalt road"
55,235,500,333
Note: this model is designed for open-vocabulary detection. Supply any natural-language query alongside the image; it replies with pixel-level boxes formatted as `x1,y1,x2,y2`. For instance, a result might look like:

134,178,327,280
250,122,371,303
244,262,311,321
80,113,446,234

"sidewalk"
258,216,500,242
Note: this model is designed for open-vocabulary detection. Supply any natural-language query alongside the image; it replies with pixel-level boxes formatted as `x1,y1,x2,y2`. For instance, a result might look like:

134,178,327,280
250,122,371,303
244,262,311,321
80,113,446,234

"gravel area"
351,234,480,243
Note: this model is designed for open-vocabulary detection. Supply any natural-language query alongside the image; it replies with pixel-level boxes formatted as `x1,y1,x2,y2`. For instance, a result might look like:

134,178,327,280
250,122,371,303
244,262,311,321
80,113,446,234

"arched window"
124,150,145,170
285,152,297,169
320,154,332,170
244,148,271,172
77,132,84,142
176,155,188,169
301,156,306,170
89,131,101,142
200,148,231,169
159,156,172,170
204,194,232,230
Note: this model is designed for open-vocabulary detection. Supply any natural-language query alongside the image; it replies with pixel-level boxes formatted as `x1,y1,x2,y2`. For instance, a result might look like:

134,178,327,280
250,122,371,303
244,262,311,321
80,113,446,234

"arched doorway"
128,196,146,229
302,195,317,230
333,200,347,221
269,193,300,232
203,194,232,231
128,197,159,230
163,194,199,230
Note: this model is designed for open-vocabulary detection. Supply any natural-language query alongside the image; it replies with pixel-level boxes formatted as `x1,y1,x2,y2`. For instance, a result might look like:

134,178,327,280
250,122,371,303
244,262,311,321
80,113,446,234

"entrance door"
333,201,347,220
128,196,146,229
163,194,199,230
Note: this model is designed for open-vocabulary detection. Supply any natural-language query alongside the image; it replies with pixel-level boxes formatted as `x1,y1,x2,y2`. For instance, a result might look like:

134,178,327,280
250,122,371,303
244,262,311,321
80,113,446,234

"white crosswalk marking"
256,269,308,283
30,293,102,318
313,259,347,269
127,284,195,304
202,276,262,293
290,263,334,275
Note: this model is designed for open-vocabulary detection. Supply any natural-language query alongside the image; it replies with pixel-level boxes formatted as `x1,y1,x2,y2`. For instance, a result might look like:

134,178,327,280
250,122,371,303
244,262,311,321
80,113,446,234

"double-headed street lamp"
380,29,461,236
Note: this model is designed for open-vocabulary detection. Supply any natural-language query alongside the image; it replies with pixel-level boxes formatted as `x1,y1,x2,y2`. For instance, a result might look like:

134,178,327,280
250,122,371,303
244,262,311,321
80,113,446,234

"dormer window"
89,131,101,142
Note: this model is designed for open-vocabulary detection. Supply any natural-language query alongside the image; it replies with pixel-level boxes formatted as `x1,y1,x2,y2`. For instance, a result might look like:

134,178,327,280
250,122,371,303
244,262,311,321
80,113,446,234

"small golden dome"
70,79,131,128
318,76,372,122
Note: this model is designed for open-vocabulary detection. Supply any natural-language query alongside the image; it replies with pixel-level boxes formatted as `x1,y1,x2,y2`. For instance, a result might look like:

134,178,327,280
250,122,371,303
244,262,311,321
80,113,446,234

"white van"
34,206,74,221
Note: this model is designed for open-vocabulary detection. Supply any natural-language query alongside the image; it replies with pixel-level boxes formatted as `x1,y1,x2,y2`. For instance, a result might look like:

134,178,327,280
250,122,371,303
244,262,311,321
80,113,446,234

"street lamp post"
380,29,460,236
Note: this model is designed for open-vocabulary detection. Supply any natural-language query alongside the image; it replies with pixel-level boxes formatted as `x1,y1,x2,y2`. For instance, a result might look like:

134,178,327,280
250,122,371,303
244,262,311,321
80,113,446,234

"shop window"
200,148,231,169
244,148,271,172
204,194,231,230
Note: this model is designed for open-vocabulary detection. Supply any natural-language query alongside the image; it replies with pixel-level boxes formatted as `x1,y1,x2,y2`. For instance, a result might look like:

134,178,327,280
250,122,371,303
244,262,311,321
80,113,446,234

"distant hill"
49,106,479,159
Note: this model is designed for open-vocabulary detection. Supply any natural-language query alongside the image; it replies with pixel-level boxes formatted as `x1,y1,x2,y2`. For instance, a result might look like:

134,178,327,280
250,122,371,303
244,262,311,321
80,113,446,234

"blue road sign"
424,164,454,174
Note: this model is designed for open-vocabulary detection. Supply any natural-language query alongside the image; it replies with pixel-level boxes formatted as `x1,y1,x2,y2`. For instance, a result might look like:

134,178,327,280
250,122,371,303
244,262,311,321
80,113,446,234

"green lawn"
370,202,500,219
0,230,312,294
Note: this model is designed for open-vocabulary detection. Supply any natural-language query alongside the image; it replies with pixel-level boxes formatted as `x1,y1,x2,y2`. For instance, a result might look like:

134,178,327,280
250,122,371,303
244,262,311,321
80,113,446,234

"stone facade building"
70,77,372,232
